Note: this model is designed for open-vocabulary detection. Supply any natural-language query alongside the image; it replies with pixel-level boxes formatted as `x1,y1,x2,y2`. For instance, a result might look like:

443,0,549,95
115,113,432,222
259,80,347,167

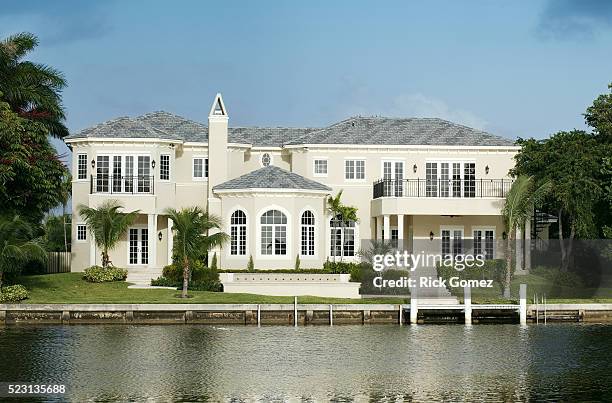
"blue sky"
2,0,612,156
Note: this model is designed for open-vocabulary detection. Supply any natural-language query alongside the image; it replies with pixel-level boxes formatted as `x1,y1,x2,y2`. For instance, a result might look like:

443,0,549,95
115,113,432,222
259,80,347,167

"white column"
410,288,418,325
397,214,404,250
464,285,472,325
515,226,522,272
383,215,390,241
89,235,96,266
376,216,383,240
519,284,527,326
148,214,157,268
524,219,531,271
167,217,174,265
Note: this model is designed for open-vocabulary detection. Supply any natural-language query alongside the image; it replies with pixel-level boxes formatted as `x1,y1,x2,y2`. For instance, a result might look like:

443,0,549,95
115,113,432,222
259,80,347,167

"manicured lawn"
15,273,407,305
462,273,612,304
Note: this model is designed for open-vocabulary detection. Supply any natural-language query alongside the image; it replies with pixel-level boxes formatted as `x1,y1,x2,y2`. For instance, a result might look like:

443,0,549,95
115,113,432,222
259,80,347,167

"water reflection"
1,324,611,401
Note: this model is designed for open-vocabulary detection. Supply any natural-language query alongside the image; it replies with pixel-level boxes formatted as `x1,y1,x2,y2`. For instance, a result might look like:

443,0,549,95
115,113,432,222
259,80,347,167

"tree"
78,201,139,269
43,214,71,252
327,190,359,261
246,255,254,272
0,215,47,290
584,83,612,143
512,131,605,270
0,32,68,138
502,176,551,298
0,99,68,223
294,254,301,271
58,172,72,252
164,207,228,298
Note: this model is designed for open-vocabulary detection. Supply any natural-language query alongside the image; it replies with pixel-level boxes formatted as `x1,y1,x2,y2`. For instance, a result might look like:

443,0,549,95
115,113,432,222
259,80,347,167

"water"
0,324,611,402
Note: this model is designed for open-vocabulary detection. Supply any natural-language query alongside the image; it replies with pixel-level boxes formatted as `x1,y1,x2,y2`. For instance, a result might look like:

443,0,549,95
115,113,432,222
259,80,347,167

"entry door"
129,228,149,265
441,229,463,258
383,161,404,196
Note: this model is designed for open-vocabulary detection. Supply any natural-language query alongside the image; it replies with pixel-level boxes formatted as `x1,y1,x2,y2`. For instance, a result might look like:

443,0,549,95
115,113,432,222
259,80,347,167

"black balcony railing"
90,175,154,194
372,178,513,199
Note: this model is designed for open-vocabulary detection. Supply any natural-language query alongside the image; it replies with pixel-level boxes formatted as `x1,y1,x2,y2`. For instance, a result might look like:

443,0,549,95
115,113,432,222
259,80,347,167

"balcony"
372,178,512,199
90,175,154,195
371,178,513,216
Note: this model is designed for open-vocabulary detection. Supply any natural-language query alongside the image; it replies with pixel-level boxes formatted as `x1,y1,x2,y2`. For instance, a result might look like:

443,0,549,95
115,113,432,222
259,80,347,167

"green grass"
459,273,612,304
15,273,406,305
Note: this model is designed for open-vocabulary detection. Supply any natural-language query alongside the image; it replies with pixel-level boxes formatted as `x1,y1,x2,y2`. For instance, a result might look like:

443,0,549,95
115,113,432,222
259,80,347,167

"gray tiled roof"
213,165,331,192
67,112,515,147
285,116,515,146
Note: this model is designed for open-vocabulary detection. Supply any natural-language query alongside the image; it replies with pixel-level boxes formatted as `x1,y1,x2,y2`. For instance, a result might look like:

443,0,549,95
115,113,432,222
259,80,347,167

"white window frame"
192,156,208,181
159,154,171,181
127,225,149,266
300,209,317,258
440,225,464,257
472,227,496,260
76,153,88,181
313,158,328,177
95,152,151,194
344,158,366,182
329,214,358,258
425,160,477,198
229,209,248,256
256,207,291,259
76,223,87,242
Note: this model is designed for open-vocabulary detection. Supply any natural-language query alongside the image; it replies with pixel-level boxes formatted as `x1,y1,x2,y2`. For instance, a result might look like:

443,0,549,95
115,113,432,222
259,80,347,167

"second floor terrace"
372,178,513,199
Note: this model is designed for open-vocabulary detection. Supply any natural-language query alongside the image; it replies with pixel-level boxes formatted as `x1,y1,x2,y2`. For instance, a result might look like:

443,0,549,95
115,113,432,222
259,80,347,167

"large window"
230,210,247,256
260,210,287,256
94,154,150,193
441,228,463,258
474,229,495,260
345,160,365,180
160,154,170,181
426,161,476,198
193,157,208,179
77,154,87,180
330,215,355,257
301,211,315,256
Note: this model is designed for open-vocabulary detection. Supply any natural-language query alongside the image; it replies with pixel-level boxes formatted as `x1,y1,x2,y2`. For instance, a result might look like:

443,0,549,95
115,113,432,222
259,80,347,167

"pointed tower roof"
209,93,228,117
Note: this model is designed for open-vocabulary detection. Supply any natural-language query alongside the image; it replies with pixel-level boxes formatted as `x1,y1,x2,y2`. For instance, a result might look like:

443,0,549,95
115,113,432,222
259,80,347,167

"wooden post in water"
519,284,527,326
329,304,333,326
410,288,418,324
399,304,403,325
464,286,472,325
294,297,298,327
257,304,261,327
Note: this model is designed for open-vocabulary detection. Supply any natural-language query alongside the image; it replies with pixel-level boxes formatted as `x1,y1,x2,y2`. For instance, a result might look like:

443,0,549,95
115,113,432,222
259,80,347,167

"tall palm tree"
164,207,229,298
327,191,359,261
0,32,68,137
502,175,551,298
0,215,47,290
58,172,72,253
78,201,139,269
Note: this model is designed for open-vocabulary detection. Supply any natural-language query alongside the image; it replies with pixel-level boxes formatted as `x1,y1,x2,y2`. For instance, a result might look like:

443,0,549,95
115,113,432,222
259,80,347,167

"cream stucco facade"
66,94,528,274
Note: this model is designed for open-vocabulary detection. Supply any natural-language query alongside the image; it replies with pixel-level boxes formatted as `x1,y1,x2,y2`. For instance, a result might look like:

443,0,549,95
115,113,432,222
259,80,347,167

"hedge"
0,285,29,303
83,266,128,283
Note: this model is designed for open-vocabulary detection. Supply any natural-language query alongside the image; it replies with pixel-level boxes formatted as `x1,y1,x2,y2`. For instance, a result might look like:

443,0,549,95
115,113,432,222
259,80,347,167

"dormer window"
261,153,272,167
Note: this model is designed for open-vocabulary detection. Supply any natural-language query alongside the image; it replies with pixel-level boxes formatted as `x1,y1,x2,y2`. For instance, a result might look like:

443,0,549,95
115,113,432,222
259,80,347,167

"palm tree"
58,172,72,253
78,201,139,269
0,215,47,291
164,207,229,298
502,176,551,298
0,32,68,137
327,191,359,261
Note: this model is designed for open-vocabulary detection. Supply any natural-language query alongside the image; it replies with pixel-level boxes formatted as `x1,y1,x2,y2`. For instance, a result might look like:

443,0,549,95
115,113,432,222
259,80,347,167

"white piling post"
329,304,333,326
410,288,418,325
519,284,527,326
294,296,298,327
257,304,261,327
464,285,472,325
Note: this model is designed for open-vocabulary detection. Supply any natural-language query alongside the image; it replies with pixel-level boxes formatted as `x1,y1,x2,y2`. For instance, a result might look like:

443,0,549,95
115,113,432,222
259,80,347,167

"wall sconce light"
485,165,490,175
158,231,163,241
151,159,156,169
429,231,434,241
91,159,95,168
502,231,507,240
413,164,417,173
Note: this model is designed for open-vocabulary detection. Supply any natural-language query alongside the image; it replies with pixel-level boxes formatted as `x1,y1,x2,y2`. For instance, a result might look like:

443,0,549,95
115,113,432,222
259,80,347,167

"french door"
129,227,149,265
96,155,150,193
426,161,475,198
382,161,404,196
441,228,463,258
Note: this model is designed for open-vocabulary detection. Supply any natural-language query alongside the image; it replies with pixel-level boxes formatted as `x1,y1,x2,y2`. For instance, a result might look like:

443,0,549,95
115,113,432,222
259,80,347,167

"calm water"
0,324,611,402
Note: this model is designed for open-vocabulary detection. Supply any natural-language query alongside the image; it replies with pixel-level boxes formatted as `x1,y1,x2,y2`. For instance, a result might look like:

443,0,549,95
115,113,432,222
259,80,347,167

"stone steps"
126,268,163,286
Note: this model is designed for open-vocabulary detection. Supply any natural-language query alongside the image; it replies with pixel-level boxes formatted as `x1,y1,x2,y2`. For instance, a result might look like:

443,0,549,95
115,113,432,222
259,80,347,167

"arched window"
301,211,315,256
330,215,356,257
260,210,287,255
230,210,247,255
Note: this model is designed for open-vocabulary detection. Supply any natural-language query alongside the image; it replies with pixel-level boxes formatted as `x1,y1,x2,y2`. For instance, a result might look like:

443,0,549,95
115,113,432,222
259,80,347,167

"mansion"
65,94,527,278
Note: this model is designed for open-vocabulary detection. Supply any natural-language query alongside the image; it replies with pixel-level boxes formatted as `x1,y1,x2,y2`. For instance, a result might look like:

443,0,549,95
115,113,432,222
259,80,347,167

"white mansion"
66,94,528,276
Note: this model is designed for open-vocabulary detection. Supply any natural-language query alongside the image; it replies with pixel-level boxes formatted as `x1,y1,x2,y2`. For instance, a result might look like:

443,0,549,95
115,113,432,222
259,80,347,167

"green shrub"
0,285,29,303
246,255,254,272
294,254,301,271
83,266,127,283
359,267,410,295
437,259,505,292
531,266,584,288
154,262,222,291
210,253,217,270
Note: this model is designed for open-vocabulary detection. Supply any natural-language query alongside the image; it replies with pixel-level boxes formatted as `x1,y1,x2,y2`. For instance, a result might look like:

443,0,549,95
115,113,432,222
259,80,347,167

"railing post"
520,283,527,326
